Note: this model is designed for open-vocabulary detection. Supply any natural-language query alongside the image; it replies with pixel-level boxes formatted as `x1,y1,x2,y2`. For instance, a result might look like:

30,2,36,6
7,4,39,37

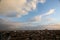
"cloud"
0,18,38,30
0,18,13,30
30,15,42,22
46,18,56,21
42,9,55,16
30,9,55,22
39,0,46,3
0,18,23,30
0,0,1,2
0,18,60,30
0,0,46,18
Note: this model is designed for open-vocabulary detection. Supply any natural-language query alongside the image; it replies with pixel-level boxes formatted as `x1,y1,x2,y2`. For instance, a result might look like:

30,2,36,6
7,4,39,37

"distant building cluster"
0,30,60,40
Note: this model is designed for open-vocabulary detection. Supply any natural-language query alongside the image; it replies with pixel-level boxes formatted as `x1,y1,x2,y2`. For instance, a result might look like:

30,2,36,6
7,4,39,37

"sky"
0,0,60,30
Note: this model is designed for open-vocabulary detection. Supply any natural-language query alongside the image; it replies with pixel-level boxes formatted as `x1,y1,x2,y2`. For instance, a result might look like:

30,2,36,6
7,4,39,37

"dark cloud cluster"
0,18,15,30
0,18,42,30
0,18,60,30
